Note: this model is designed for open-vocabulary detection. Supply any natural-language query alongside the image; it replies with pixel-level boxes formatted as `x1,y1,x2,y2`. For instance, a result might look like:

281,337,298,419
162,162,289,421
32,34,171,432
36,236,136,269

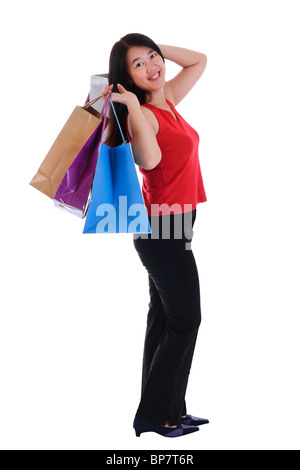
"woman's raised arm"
159,45,207,106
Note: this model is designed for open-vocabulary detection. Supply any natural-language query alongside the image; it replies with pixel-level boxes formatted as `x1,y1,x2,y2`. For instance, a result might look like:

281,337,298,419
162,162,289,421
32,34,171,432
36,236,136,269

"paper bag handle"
98,94,111,144
94,92,127,145
83,94,104,109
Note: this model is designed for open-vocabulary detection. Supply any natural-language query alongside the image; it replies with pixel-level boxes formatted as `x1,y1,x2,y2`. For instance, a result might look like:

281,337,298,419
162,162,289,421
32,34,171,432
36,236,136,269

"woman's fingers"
108,84,139,107
100,83,127,100
101,83,113,98
111,84,126,102
117,83,127,93
111,84,128,103
111,92,127,104
111,90,139,108
101,84,109,95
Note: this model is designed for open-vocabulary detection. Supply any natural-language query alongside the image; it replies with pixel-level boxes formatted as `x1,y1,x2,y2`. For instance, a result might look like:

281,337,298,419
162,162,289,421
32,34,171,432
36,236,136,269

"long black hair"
105,33,165,147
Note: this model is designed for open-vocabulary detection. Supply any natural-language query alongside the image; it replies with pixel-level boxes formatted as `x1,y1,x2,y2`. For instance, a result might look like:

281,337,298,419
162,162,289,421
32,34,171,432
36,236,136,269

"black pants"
133,210,201,426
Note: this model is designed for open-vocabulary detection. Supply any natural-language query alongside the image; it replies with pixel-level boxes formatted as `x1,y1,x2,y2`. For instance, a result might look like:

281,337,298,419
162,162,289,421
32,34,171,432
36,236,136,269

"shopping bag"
89,74,111,144
83,97,151,234
89,74,109,113
84,74,109,110
29,95,103,199
53,96,110,218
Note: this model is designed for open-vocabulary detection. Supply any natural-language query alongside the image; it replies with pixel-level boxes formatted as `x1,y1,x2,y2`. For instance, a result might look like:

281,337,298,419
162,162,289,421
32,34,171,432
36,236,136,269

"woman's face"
126,46,166,93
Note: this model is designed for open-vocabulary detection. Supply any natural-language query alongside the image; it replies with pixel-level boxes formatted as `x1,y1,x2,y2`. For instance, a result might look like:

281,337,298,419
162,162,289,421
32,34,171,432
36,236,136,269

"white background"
0,0,299,451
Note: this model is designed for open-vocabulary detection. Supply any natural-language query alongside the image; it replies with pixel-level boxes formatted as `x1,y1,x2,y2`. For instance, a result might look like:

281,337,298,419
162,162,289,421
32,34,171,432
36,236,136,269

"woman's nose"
146,61,153,74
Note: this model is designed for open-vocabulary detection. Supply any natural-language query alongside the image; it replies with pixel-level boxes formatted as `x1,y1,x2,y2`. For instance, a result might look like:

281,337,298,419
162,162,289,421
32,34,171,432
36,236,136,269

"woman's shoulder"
126,103,160,137
140,104,160,135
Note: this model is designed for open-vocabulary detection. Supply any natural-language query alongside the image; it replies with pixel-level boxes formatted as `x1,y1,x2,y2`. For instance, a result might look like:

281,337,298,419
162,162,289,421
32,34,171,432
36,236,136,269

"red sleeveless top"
126,100,207,216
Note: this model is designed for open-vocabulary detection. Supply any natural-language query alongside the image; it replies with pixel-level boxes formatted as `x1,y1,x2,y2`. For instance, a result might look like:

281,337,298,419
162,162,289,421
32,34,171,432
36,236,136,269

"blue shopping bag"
83,98,151,234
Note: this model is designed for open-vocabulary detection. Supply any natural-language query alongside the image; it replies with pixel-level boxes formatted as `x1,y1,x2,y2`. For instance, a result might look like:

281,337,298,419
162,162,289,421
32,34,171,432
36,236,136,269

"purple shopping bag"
54,96,109,218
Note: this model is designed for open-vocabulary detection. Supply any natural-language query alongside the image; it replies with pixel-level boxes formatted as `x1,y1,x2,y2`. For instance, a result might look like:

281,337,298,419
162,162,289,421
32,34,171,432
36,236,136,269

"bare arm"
107,84,161,170
159,45,207,106
126,98,161,170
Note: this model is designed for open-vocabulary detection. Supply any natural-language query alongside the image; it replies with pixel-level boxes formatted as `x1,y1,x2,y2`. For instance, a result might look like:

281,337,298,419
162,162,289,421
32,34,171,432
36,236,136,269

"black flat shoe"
181,415,209,426
134,417,199,438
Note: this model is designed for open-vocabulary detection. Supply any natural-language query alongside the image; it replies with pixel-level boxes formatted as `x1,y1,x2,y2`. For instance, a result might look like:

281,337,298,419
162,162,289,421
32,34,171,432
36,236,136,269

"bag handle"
83,91,110,144
109,96,126,144
83,86,112,109
96,93,110,144
83,95,103,109
92,91,127,145
101,95,110,138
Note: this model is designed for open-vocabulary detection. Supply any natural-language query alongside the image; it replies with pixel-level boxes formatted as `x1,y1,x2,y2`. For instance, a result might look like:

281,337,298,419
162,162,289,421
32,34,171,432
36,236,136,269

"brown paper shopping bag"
30,95,104,199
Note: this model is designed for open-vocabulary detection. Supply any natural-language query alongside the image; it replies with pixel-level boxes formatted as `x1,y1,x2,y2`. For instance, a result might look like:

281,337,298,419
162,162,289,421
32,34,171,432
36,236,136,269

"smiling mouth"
149,71,160,81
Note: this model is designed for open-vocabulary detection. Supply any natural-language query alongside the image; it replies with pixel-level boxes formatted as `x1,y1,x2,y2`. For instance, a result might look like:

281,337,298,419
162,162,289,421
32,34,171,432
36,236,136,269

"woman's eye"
136,62,143,68
150,53,157,59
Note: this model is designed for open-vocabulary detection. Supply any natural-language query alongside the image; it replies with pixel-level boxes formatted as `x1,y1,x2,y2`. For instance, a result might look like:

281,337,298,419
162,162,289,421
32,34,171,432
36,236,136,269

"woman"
102,33,208,438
